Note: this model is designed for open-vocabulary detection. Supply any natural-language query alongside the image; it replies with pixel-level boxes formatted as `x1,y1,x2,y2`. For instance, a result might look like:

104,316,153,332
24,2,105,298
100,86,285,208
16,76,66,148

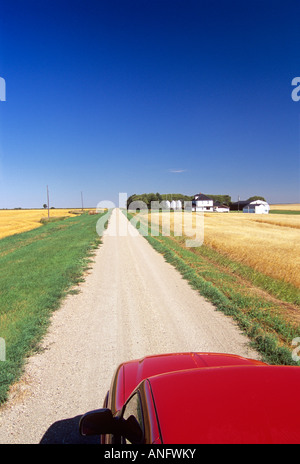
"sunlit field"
148,211,300,289
0,209,85,239
270,204,300,211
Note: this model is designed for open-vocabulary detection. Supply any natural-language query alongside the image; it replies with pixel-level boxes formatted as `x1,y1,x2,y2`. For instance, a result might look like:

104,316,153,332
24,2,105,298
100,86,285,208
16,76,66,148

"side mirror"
79,408,143,443
79,408,118,436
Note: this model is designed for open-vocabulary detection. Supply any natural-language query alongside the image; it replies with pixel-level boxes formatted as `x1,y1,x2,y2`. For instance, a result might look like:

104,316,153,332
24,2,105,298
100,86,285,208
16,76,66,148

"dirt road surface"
0,209,259,444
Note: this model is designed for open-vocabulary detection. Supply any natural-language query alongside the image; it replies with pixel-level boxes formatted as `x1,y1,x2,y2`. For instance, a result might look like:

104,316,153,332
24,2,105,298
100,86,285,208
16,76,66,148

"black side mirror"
79,409,117,436
79,409,144,444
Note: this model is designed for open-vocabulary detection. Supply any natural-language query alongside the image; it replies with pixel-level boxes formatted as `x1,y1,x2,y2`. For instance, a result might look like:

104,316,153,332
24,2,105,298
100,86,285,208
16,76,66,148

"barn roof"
231,200,251,207
214,203,230,208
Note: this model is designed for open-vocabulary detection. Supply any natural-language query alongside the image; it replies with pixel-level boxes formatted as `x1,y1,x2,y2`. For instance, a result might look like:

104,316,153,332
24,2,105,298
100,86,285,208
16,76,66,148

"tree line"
127,193,232,209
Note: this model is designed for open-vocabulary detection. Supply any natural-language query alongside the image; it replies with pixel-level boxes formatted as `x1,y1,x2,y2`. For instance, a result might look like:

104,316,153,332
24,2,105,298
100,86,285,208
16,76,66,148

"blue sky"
0,0,299,208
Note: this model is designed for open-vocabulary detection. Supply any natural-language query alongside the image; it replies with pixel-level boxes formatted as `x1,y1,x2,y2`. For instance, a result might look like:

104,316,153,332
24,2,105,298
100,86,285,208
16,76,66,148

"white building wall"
243,201,270,214
193,200,213,212
215,207,230,212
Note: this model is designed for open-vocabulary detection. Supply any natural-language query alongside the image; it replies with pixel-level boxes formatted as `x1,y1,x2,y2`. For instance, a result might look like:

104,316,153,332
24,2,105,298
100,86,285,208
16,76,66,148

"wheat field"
0,209,83,239
148,210,300,288
270,204,300,211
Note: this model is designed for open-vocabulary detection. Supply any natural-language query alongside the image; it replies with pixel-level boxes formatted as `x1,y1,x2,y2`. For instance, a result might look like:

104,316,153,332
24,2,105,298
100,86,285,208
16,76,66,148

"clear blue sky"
0,0,299,208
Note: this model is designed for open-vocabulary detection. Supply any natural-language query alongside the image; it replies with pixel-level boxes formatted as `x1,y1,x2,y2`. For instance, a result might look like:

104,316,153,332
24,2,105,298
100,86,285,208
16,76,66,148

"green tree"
247,196,266,202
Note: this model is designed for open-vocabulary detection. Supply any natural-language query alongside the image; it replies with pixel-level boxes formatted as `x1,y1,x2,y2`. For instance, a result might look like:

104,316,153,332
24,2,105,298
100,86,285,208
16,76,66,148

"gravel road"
0,208,260,444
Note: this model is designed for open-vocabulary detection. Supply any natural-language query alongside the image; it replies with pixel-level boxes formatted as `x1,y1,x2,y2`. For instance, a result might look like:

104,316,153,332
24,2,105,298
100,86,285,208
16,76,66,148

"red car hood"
119,352,264,408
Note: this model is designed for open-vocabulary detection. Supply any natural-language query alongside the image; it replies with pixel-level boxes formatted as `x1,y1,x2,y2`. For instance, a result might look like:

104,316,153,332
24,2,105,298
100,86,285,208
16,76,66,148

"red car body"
80,352,300,444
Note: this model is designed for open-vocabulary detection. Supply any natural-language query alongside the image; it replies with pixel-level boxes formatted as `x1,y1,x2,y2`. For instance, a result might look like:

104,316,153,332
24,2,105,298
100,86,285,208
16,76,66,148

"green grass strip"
269,210,300,215
0,212,110,404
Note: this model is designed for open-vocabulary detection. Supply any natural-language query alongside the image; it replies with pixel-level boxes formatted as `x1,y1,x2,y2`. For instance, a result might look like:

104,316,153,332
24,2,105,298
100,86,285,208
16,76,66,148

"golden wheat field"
0,209,85,239
270,204,300,211
148,210,300,288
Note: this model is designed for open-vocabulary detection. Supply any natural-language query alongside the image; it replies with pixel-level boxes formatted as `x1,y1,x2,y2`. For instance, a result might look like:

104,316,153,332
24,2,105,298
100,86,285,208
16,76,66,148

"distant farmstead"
192,193,229,212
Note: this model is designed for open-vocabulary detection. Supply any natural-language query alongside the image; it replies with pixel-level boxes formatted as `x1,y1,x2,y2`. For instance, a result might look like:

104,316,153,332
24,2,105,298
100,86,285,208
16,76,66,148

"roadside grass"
126,211,300,366
39,216,69,224
0,212,109,405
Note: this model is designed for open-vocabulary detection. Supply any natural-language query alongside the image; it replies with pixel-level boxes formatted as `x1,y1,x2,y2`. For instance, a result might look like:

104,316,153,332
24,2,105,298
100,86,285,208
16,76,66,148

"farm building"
230,199,270,214
242,200,270,214
192,194,230,212
213,201,230,212
192,193,214,212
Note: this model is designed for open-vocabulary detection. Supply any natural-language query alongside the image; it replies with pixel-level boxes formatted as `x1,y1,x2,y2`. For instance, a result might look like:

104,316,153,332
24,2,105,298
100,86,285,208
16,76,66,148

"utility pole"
47,185,50,218
81,191,84,211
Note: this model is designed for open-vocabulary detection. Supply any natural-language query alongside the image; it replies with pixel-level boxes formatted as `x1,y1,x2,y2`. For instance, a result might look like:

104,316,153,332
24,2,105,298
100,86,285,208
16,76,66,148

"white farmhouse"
192,193,214,212
243,200,270,214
